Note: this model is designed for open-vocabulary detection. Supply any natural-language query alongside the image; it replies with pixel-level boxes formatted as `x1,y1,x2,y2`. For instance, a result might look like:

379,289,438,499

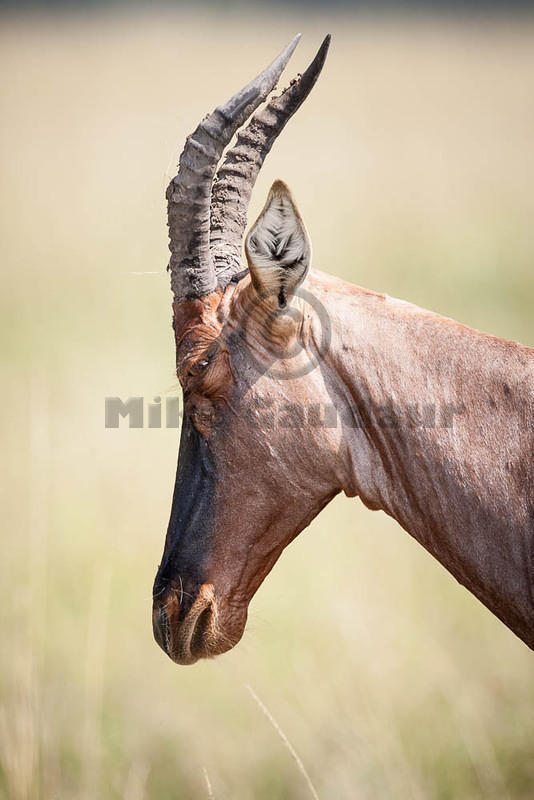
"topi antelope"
152,35,534,665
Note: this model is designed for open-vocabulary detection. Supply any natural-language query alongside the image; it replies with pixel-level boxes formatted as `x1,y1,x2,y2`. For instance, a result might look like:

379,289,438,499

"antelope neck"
316,272,534,648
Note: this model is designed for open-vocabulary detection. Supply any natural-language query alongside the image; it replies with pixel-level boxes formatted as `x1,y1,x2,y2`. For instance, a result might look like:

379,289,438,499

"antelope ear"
245,180,311,308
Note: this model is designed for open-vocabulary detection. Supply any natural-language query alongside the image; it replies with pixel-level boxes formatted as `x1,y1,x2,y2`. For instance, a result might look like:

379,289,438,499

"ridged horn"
209,34,331,288
167,34,301,302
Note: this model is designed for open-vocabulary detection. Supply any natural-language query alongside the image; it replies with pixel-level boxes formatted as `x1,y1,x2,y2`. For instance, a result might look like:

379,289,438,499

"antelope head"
152,35,337,664
151,36,534,659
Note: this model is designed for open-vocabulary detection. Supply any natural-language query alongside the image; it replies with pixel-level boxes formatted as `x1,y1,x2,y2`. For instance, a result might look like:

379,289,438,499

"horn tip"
321,33,332,52
310,33,331,74
283,32,302,59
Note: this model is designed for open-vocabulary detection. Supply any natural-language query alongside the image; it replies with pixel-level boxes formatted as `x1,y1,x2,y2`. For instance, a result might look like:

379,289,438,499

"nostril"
152,588,180,657
190,604,212,656
152,583,217,664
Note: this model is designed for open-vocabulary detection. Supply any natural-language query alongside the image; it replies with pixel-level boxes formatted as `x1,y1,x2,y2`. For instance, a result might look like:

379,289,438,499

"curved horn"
209,35,331,288
167,34,301,302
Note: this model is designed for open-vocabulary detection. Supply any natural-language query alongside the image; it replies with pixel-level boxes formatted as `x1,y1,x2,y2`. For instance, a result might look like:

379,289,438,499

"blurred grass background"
1,5,534,799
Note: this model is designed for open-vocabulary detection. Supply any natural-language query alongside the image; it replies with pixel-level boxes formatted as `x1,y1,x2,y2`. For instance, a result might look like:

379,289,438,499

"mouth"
152,583,241,665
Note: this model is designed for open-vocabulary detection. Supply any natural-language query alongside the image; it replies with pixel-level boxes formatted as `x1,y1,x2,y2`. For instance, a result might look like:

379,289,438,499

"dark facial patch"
153,412,216,620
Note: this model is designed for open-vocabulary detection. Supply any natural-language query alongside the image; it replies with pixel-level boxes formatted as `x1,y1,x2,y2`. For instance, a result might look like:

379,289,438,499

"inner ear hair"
245,180,311,307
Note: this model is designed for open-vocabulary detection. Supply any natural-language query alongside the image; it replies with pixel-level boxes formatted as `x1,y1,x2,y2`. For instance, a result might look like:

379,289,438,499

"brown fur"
155,265,534,664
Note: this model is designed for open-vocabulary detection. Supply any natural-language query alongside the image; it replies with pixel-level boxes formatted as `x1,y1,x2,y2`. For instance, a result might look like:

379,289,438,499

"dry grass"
1,7,534,799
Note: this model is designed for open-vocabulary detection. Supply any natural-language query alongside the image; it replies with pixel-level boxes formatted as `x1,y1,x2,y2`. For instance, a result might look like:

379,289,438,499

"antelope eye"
188,359,210,377
186,343,219,378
